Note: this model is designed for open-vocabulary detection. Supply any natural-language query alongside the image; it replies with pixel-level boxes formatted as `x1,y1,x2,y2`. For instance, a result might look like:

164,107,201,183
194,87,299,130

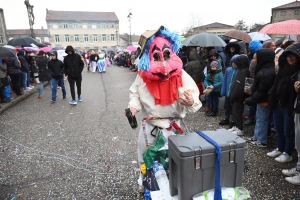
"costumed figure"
127,26,202,192
97,53,106,73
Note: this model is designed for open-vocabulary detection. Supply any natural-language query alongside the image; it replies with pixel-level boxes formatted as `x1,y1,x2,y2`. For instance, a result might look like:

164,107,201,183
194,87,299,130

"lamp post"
127,12,132,45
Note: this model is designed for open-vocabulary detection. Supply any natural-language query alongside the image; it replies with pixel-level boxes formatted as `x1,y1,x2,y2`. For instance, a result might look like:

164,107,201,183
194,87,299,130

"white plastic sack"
193,187,251,200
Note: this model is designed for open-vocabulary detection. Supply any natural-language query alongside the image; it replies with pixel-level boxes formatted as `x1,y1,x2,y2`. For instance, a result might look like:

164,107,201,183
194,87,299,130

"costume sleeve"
128,75,142,111
182,70,202,113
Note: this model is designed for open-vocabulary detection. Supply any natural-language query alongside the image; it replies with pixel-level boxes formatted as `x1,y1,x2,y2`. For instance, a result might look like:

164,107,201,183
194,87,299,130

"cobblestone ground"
0,66,299,199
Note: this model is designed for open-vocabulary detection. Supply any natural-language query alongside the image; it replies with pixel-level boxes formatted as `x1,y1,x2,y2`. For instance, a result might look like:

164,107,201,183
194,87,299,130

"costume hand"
179,91,194,107
294,81,300,93
210,85,214,90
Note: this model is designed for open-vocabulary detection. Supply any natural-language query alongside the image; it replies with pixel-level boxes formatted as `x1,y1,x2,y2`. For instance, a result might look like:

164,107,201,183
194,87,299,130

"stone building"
46,9,119,51
0,8,8,47
271,0,300,23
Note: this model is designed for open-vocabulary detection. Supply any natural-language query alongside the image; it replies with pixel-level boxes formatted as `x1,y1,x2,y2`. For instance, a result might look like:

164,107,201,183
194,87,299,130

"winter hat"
229,39,238,43
210,60,219,67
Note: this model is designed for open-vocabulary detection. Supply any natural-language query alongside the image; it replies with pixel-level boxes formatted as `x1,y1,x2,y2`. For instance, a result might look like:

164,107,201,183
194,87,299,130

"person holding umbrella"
6,55,22,96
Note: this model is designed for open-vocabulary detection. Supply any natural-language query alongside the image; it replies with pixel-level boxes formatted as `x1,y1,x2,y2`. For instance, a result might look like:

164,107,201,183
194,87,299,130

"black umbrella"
182,33,227,47
0,47,17,57
7,37,46,47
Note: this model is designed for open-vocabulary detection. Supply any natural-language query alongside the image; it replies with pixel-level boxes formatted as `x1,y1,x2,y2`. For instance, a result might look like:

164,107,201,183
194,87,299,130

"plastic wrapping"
244,77,254,94
193,187,251,200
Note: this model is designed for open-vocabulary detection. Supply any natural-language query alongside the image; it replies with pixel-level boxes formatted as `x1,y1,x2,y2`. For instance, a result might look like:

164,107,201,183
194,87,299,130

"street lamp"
127,12,132,45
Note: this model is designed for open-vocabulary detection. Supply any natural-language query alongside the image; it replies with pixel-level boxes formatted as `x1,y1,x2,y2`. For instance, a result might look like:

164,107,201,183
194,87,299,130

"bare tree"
234,19,248,31
182,13,202,37
249,23,267,32
119,33,130,46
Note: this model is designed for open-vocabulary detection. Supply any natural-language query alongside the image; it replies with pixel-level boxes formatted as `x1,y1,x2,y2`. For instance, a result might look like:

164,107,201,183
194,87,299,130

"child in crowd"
204,60,223,116
229,55,250,136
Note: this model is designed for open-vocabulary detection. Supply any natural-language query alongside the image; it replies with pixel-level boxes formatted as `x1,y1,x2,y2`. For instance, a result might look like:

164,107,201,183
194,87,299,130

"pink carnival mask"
143,37,182,81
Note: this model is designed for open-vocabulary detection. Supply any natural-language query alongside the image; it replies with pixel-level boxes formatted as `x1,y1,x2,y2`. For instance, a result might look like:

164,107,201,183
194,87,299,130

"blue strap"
196,131,222,200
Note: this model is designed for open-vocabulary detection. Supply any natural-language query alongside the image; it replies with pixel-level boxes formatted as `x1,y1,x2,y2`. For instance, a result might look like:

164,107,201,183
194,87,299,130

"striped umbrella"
259,20,300,35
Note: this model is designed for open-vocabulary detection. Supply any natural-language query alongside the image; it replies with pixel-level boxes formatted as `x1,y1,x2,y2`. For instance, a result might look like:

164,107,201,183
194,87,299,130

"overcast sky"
1,0,295,35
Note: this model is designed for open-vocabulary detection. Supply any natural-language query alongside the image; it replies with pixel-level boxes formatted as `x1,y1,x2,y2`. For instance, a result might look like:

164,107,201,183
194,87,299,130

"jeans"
247,104,257,121
51,78,66,101
207,92,219,112
224,96,233,120
27,71,31,87
21,72,27,89
68,75,82,100
39,81,45,96
254,104,271,144
273,104,295,156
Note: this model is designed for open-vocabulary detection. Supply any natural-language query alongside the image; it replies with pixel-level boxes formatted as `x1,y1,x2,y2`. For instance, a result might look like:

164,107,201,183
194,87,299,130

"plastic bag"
244,77,254,94
203,88,212,95
193,187,251,200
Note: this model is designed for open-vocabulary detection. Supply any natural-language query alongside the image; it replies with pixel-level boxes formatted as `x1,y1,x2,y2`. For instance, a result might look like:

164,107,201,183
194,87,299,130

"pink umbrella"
127,46,137,52
37,46,53,54
259,20,300,35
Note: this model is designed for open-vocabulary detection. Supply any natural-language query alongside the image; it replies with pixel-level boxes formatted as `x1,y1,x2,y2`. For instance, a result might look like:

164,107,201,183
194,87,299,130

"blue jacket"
204,60,224,93
220,55,240,97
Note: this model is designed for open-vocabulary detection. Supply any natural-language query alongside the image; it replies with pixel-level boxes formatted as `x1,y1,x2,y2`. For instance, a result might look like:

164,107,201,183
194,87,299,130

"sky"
0,0,295,35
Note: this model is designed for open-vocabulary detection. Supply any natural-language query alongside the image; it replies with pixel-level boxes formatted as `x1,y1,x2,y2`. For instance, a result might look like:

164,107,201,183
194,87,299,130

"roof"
46,9,119,22
193,22,234,30
7,29,48,35
273,0,300,9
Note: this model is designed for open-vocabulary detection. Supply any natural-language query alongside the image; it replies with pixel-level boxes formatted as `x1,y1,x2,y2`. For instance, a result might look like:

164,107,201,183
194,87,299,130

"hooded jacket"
239,41,247,54
204,59,224,93
248,40,262,54
48,50,64,80
6,56,21,75
35,55,51,82
230,55,250,103
18,50,29,73
63,46,84,78
215,46,226,69
220,54,240,97
269,43,300,116
184,49,205,83
225,42,240,68
245,49,276,105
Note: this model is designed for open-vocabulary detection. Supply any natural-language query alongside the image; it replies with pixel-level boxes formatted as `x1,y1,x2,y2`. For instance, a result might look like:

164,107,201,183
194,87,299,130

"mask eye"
153,52,161,61
163,50,170,61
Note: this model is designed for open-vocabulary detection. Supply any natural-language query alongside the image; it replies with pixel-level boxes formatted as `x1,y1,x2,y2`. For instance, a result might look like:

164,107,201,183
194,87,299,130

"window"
101,24,106,29
55,35,60,42
0,35,3,43
63,24,68,29
65,35,70,42
74,35,80,42
280,11,286,16
93,35,98,42
110,34,115,41
102,34,106,41
82,24,88,29
73,24,78,29
110,24,115,28
40,37,44,42
52,24,58,29
103,46,107,50
295,10,300,15
84,34,89,42
92,24,97,29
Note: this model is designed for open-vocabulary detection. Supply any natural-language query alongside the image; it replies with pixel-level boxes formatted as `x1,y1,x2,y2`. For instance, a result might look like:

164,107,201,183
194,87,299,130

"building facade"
271,0,300,23
185,22,234,38
0,8,8,47
7,28,50,43
46,9,119,51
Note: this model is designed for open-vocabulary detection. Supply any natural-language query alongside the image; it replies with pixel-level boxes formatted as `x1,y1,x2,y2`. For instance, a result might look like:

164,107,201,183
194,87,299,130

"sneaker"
70,100,77,105
78,96,82,102
29,85,34,89
232,128,244,136
229,121,235,129
228,126,237,132
244,119,255,126
25,87,32,91
246,137,257,142
206,111,212,116
250,141,267,148
219,119,230,125
208,111,217,116
285,175,300,185
50,99,56,103
37,96,42,99
282,168,300,176
267,148,282,157
275,152,293,163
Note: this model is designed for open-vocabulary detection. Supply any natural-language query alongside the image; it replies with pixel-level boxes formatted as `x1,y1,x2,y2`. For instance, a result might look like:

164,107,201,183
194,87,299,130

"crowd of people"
180,35,300,185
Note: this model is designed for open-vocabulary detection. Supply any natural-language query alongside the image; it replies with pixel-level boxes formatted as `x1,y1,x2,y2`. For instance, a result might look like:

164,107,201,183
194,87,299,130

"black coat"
63,46,84,78
6,57,21,75
184,49,205,83
18,50,29,73
230,55,250,103
268,43,300,116
245,49,276,106
35,56,51,82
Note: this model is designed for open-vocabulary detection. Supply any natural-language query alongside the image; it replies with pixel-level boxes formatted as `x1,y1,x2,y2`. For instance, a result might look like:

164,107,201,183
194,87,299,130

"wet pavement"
0,66,299,199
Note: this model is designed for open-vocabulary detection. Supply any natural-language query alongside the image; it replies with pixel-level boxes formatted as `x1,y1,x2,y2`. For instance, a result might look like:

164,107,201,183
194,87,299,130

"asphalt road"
0,66,299,199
